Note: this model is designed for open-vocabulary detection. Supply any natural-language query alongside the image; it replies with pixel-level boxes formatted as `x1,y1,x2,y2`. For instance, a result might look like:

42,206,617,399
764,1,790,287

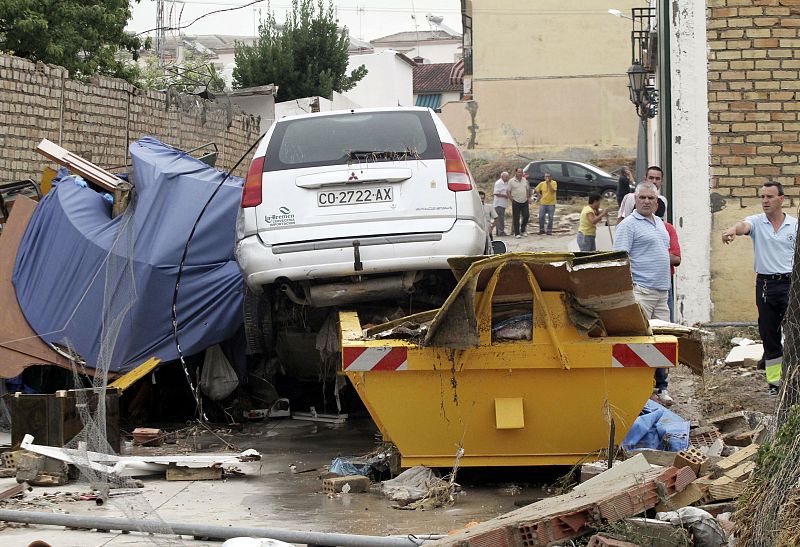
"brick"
753,38,780,47
322,475,371,494
758,122,784,131
731,122,758,131
712,7,738,17
674,447,709,477
758,145,783,153
731,144,758,154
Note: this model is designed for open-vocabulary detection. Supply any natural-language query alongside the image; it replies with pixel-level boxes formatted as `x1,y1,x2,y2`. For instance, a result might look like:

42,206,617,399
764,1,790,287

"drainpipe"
0,510,442,547
658,0,673,221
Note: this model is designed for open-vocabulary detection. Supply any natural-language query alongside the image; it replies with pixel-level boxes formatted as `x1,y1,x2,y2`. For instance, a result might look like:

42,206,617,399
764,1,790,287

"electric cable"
170,130,266,421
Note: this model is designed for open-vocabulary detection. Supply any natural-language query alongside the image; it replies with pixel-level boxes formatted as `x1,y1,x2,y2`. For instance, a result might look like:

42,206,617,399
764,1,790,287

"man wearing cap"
721,181,798,393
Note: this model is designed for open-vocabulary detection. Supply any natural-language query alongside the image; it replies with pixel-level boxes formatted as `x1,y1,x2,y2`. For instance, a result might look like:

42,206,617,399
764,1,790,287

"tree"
138,49,225,95
233,0,367,101
0,0,144,83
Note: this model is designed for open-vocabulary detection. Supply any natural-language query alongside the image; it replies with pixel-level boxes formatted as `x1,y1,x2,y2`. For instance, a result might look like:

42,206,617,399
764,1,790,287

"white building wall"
670,0,711,324
372,42,461,64
343,51,414,108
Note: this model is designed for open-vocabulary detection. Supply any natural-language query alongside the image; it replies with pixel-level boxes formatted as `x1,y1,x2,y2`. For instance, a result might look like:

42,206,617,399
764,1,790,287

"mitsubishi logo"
348,172,358,181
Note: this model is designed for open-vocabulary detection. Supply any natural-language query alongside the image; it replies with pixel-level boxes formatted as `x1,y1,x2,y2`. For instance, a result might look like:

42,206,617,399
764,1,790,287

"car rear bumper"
236,219,486,288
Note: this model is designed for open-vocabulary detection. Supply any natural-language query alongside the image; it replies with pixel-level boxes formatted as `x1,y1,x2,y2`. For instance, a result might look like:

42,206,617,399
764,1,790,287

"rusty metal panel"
0,196,71,378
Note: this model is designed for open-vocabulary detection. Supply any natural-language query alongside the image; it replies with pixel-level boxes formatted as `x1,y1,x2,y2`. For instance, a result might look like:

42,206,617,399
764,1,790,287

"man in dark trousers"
722,181,798,393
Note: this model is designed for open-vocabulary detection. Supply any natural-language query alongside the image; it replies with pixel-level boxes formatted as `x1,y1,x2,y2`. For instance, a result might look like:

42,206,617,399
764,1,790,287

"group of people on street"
492,168,558,238
484,162,790,398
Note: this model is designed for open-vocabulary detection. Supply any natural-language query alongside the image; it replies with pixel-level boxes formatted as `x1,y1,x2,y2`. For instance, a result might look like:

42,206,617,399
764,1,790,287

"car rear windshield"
264,110,443,171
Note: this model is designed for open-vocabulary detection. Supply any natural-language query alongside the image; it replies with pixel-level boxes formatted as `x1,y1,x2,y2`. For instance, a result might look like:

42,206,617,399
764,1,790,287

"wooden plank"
35,139,121,192
166,465,223,481
109,357,161,392
706,482,746,502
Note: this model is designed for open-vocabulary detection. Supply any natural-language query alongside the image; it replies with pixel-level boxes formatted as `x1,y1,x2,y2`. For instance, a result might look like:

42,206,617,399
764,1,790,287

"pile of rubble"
431,411,765,547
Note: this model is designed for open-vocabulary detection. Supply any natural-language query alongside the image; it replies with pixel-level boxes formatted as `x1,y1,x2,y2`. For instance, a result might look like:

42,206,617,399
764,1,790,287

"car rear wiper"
346,149,419,161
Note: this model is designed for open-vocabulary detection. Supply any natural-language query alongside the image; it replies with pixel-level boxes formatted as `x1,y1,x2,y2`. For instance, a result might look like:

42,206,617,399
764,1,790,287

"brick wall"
707,0,799,320
0,54,261,183
707,0,800,204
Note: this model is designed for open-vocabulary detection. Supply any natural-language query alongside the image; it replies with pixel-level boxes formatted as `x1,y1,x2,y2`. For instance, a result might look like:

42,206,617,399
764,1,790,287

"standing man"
535,172,558,235
493,171,510,237
577,193,609,251
721,181,797,393
613,182,673,406
479,190,498,239
509,168,531,239
618,166,667,220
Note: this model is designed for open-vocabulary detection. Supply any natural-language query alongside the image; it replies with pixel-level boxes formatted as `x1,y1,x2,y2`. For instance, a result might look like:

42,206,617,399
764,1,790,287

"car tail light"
241,156,264,207
442,142,473,191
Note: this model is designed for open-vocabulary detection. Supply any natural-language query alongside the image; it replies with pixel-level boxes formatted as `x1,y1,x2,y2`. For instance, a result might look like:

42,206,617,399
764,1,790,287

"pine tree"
233,0,367,101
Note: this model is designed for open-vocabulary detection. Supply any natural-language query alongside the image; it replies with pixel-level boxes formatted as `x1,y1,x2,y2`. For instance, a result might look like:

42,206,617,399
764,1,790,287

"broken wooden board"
166,465,223,481
35,139,121,192
0,481,30,501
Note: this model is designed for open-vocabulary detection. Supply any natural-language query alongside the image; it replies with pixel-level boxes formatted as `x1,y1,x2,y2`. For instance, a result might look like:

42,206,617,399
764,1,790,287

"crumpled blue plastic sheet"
622,399,690,452
13,137,244,374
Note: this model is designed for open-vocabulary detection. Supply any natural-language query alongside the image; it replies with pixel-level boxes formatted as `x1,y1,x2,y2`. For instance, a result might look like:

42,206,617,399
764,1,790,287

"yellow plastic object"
495,398,524,429
340,253,679,467
108,357,161,392
40,167,58,195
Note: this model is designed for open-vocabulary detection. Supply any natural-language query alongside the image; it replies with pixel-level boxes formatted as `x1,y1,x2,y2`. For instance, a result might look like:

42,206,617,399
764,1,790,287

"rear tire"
601,188,617,201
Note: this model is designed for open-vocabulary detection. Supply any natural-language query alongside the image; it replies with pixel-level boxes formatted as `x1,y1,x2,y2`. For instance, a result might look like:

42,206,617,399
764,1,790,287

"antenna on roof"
425,14,459,37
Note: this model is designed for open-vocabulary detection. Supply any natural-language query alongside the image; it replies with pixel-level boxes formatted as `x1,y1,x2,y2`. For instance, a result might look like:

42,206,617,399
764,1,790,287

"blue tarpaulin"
13,137,245,374
622,399,691,452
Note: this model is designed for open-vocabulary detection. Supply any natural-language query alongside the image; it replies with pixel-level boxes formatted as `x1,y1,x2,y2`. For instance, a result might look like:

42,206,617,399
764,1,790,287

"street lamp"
627,62,658,120
608,8,632,20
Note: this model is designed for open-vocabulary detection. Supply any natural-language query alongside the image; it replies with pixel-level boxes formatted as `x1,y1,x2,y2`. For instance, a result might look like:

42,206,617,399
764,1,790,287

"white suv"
236,107,487,322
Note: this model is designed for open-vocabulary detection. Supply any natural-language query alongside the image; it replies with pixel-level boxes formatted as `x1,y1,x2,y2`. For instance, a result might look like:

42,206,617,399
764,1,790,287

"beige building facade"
441,0,646,158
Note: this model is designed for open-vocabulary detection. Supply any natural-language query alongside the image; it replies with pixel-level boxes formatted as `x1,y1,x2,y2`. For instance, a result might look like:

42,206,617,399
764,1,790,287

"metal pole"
636,117,648,183
0,510,441,547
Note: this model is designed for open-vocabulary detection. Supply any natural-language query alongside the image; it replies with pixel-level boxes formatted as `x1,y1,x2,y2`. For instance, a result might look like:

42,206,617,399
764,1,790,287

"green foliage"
138,49,225,94
0,0,144,83
233,0,367,101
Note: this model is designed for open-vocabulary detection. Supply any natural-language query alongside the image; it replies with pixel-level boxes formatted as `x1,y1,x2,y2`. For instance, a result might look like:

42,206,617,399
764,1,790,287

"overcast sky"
127,0,463,42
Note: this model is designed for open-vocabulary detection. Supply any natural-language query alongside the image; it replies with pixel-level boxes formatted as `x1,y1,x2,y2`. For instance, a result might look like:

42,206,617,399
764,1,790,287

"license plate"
317,187,393,207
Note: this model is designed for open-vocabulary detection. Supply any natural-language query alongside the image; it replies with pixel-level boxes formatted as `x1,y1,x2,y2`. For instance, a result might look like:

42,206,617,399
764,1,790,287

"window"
565,163,593,179
415,94,442,110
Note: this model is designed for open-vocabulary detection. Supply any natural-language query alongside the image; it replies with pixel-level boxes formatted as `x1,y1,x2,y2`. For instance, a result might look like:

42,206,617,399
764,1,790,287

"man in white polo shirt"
614,181,673,405
722,181,798,393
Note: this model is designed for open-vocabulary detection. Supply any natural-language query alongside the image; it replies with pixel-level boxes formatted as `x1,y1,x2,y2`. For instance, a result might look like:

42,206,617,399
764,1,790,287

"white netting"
59,188,179,542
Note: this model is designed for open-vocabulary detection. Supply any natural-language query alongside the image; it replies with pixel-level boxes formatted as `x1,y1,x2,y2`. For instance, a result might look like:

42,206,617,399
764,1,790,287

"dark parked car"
524,160,618,200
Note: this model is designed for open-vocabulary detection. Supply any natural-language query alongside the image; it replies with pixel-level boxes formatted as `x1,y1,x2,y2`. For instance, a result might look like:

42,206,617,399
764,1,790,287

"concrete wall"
707,0,800,321
0,54,261,182
465,0,644,157
344,51,414,108
669,0,711,325
227,87,276,134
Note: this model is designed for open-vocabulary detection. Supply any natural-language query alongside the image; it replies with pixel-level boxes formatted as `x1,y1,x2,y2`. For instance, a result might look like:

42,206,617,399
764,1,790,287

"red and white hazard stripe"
343,347,408,371
612,343,676,368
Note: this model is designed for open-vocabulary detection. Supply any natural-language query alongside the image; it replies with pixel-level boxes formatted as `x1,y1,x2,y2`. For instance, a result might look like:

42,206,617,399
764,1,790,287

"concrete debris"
20,434,260,477
724,343,763,367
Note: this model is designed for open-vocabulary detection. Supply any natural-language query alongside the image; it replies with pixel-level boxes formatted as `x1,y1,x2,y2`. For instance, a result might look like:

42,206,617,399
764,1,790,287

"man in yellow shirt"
534,172,558,235
577,193,609,251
